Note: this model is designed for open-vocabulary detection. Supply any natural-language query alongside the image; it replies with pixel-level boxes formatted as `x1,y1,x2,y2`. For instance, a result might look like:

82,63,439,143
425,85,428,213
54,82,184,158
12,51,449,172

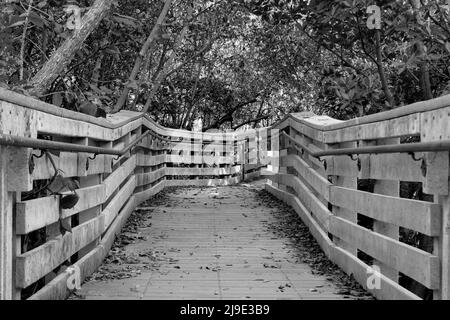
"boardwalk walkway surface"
72,180,372,300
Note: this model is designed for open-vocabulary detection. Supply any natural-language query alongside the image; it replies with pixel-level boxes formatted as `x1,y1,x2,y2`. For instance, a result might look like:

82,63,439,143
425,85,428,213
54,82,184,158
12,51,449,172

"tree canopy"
1,0,449,130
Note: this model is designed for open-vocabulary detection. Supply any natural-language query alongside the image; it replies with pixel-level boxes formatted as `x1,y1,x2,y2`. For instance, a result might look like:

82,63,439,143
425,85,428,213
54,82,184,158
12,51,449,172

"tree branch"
202,97,259,131
354,13,379,66
374,29,395,108
142,4,194,113
112,0,173,113
232,114,271,130
19,0,33,81
27,0,113,96
293,20,360,72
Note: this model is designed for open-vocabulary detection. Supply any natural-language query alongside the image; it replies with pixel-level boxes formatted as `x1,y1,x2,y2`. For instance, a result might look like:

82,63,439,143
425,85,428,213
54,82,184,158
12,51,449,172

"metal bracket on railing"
421,159,427,177
29,149,48,174
348,154,362,171
317,157,327,171
408,152,424,162
407,152,427,176
31,149,46,159
85,153,98,171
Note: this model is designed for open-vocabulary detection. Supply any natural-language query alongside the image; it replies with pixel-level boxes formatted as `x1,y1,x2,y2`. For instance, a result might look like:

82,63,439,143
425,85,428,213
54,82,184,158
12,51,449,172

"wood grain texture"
77,184,354,300
330,186,441,236
266,184,421,300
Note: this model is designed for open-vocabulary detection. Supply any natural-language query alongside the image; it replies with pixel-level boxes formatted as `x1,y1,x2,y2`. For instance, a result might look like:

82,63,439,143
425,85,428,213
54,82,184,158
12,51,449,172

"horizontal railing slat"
265,183,422,300
16,215,104,288
329,216,440,289
330,186,441,236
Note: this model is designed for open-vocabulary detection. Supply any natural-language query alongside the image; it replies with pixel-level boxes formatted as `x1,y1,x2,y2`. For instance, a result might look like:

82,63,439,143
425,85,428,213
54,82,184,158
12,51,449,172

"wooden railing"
264,94,450,300
0,88,268,300
2,86,449,300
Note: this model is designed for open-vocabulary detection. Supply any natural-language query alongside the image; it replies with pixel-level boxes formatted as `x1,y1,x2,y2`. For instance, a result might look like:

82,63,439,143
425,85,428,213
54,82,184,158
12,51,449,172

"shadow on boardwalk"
70,180,373,300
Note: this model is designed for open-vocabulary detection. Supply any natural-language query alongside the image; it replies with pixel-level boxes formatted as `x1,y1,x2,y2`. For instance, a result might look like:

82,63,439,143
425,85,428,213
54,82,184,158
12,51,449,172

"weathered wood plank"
16,196,59,235
165,167,231,176
137,154,166,167
269,174,332,231
329,216,440,289
289,116,323,142
136,168,165,186
281,154,332,201
330,246,420,300
103,155,136,197
423,151,449,195
265,183,333,258
37,111,142,141
0,149,15,299
421,107,450,299
27,195,138,300
369,153,424,182
420,107,450,142
134,180,165,206
32,151,79,180
17,184,106,235
323,113,420,143
16,215,104,288
285,94,450,132
265,183,421,300
61,184,106,219
165,177,240,187
330,155,359,177
102,176,136,232
330,186,441,236
1,102,37,192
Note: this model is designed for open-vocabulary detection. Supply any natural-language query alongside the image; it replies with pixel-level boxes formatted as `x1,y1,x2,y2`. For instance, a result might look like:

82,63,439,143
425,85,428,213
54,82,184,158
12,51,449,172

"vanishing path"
73,181,371,300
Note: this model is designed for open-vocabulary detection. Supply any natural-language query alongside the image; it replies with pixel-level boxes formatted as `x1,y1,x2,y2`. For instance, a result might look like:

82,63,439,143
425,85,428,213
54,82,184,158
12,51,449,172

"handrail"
281,131,450,158
272,93,450,132
0,129,173,156
0,88,239,139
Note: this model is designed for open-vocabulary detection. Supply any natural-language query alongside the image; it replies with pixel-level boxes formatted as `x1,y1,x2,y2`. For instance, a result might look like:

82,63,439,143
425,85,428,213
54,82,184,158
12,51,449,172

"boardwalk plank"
76,182,368,300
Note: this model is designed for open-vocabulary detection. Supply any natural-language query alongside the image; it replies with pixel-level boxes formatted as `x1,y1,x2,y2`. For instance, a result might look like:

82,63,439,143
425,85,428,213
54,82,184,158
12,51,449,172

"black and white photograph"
0,0,449,309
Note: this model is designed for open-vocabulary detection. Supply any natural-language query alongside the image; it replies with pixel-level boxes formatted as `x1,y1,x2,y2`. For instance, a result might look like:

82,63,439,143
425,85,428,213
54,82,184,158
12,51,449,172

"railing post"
241,139,245,181
328,141,358,257
0,147,14,300
420,107,450,299
0,102,37,300
370,138,400,283
268,128,280,187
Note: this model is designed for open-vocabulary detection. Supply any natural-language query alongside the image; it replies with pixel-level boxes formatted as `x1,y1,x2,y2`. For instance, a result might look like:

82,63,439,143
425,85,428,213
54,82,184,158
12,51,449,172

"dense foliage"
1,0,449,130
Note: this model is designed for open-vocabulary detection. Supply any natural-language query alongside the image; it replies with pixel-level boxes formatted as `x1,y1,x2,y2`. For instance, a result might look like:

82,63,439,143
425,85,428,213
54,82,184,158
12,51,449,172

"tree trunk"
112,0,173,113
374,29,395,108
180,62,201,128
91,53,103,85
28,0,113,96
142,5,193,114
19,0,33,81
409,0,433,100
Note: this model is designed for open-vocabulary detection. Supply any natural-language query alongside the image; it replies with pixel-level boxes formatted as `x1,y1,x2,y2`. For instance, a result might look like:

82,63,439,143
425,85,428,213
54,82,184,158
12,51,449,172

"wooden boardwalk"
74,181,369,300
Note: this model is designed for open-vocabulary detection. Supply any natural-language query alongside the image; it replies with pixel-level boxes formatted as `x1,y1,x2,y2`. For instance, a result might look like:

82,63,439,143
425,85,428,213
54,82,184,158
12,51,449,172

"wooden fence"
265,94,450,300
1,86,449,300
0,88,267,300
